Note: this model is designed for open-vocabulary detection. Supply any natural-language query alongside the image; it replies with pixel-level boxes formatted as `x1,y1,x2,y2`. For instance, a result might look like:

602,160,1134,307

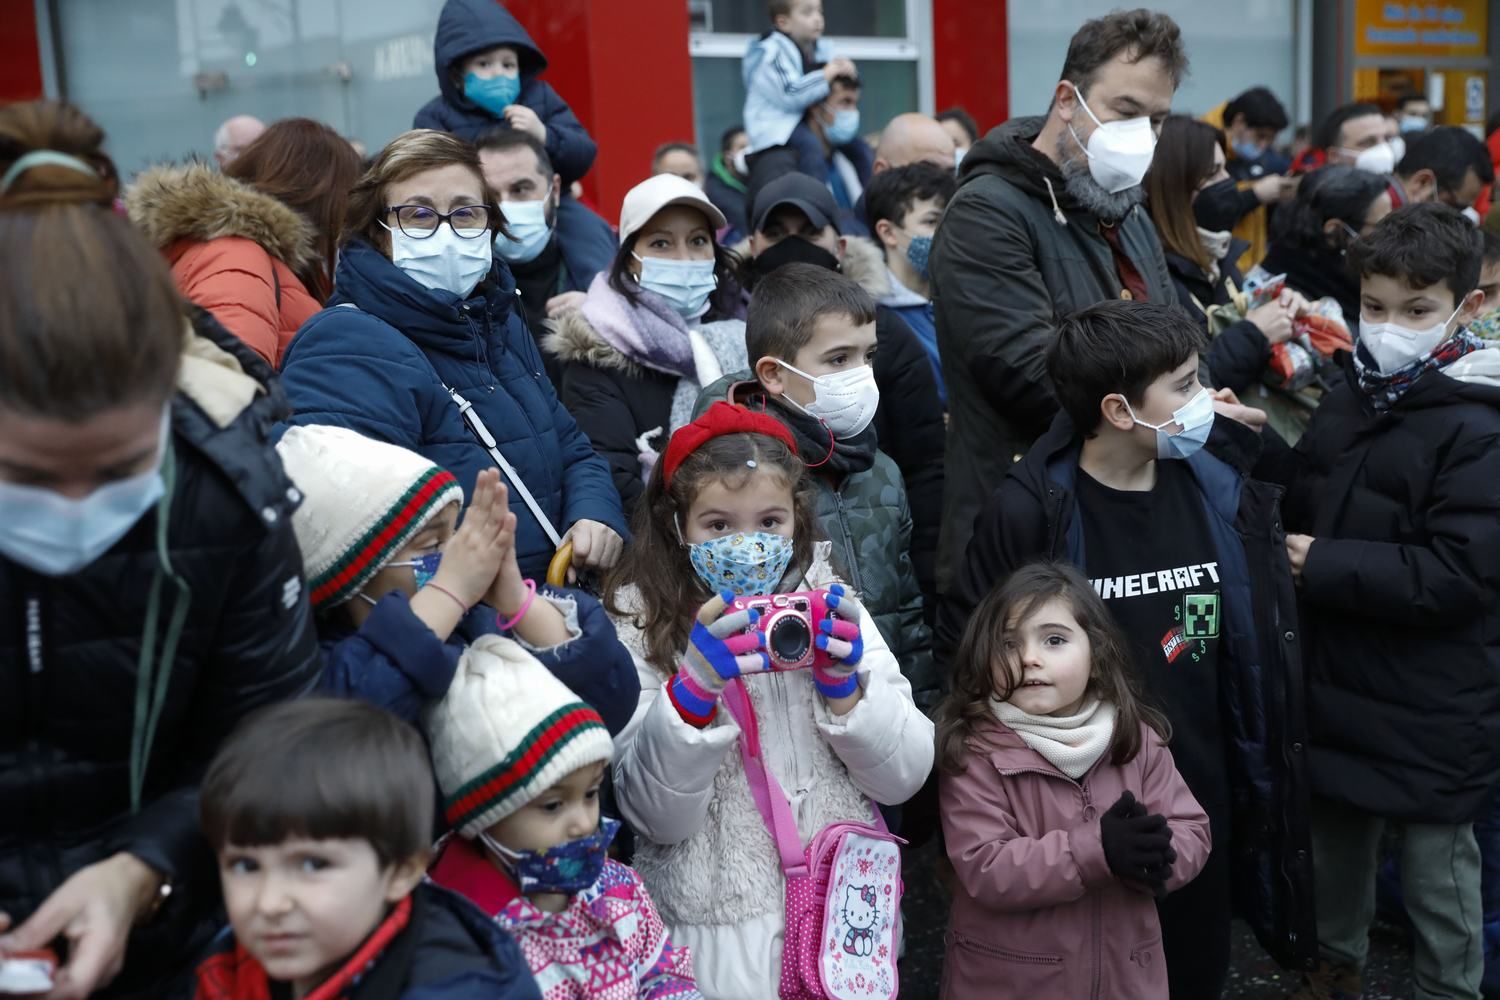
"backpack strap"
721,680,810,877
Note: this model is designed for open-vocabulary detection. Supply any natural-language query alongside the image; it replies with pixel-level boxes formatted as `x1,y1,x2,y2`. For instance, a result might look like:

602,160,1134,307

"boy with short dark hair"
194,697,540,1000
863,162,957,406
937,298,1313,995
1272,202,1500,1000
692,262,938,711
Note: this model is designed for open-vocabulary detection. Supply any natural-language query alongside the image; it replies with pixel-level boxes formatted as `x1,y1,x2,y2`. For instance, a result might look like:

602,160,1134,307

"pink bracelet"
424,583,470,614
495,579,538,632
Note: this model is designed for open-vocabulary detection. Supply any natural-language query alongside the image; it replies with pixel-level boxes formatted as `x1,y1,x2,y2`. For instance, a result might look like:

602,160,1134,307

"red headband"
661,401,799,488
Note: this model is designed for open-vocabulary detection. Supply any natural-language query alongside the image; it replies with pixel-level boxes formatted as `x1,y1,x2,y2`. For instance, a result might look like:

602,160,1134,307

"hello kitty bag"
722,681,904,1000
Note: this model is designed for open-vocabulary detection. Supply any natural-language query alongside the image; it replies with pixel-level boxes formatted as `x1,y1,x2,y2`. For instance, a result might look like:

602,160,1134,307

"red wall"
933,0,1008,131
0,0,45,103
505,0,695,225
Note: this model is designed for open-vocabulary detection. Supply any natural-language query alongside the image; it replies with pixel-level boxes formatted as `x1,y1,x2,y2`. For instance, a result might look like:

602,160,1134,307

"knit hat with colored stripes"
425,635,613,836
275,425,464,611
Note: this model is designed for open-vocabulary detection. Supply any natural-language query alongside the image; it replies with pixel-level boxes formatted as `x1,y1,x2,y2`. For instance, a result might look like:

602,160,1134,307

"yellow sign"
1354,0,1487,58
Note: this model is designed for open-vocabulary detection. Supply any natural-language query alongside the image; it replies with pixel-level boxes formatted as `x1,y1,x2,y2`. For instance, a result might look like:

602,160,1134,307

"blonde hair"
343,129,507,254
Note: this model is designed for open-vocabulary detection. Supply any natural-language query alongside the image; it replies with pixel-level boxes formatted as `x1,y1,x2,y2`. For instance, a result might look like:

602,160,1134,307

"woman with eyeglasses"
280,129,627,584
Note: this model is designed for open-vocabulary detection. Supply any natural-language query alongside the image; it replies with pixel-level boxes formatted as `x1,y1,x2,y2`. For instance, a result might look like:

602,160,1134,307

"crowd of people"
3,2,1500,999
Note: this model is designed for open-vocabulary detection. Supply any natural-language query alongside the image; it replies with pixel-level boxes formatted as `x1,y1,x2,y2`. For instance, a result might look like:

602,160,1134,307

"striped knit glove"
812,584,866,699
667,591,770,727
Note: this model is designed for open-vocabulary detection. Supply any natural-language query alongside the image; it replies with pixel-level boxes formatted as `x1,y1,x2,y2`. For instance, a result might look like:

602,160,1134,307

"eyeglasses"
382,203,493,239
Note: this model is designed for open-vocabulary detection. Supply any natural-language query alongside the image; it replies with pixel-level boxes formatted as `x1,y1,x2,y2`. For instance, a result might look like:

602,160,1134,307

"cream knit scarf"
991,697,1117,779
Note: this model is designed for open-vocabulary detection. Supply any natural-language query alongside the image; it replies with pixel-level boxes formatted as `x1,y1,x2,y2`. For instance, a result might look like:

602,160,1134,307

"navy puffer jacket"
280,240,627,581
413,0,597,185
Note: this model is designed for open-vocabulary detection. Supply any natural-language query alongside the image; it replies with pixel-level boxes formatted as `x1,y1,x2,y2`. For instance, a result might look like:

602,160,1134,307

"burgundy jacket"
939,716,1211,999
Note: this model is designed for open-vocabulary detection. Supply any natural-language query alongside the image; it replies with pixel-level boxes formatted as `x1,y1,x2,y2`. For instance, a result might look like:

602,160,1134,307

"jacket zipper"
20,589,56,905
831,490,864,592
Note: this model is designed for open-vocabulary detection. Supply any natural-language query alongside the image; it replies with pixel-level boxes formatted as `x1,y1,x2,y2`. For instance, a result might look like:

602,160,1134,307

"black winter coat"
936,413,1316,972
0,310,322,994
930,116,1177,595
1165,242,1275,395
1268,355,1500,823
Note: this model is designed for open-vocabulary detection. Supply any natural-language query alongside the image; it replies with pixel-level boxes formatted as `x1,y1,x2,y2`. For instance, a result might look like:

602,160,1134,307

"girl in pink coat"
935,562,1211,999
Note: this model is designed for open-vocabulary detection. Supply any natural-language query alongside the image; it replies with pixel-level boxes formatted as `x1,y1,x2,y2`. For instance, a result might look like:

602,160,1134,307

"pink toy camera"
730,591,834,671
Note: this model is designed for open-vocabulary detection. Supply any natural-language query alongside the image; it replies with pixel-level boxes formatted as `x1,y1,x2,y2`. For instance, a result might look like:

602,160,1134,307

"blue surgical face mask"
686,530,795,597
464,71,521,116
388,552,443,589
479,817,620,895
903,231,932,281
632,253,718,319
825,108,861,147
0,410,169,576
383,222,493,300
495,198,553,264
1124,387,1216,460
1232,140,1265,162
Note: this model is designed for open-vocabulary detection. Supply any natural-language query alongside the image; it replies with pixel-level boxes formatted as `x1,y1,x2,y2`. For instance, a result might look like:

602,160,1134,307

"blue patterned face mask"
904,232,932,281
479,818,620,895
686,531,794,597
388,552,443,589
464,72,521,116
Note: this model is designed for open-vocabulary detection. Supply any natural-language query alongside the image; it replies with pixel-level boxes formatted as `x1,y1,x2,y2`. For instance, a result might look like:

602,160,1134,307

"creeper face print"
1183,593,1220,639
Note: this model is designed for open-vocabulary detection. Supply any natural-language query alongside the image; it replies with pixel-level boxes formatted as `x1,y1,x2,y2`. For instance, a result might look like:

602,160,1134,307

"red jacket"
126,163,321,367
938,715,1210,1000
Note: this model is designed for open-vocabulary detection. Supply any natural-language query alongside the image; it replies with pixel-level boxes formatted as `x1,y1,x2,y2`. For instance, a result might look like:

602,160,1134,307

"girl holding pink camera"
605,402,933,1000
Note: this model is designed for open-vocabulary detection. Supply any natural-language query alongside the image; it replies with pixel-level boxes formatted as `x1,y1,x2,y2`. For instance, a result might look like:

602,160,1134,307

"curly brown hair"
604,431,820,676
935,562,1171,775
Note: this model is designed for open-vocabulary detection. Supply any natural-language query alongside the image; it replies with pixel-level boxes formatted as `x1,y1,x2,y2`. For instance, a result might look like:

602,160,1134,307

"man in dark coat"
938,299,1315,998
930,10,1185,598
1267,203,1500,1000
477,129,615,384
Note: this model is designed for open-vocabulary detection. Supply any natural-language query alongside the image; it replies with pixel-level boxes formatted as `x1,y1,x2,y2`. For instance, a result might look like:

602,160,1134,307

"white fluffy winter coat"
610,544,934,1000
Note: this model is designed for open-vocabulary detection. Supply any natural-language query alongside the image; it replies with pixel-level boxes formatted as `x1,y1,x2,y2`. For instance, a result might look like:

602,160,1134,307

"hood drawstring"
129,436,193,814
1044,177,1068,227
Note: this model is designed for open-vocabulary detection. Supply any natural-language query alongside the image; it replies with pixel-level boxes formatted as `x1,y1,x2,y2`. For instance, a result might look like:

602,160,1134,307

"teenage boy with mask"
1267,203,1500,1000
864,161,956,407
938,299,1315,998
929,9,1186,601
742,173,945,620
477,130,614,381
691,262,937,714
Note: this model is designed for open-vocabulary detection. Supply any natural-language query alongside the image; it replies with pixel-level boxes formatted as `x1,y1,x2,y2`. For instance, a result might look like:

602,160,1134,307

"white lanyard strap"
445,385,564,548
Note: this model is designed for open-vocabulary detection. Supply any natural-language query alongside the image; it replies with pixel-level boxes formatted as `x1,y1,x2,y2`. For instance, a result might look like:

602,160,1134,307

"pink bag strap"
722,680,808,876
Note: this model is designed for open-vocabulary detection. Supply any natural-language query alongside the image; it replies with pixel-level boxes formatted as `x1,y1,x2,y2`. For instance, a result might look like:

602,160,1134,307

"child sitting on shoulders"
936,562,1210,999
425,637,699,999
195,697,540,999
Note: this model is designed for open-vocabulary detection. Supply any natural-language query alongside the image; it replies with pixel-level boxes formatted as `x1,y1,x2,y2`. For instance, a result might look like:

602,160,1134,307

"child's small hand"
1286,533,1314,580
1100,791,1174,892
667,592,770,726
482,484,529,616
503,104,546,143
431,469,508,609
812,584,864,699
823,57,857,82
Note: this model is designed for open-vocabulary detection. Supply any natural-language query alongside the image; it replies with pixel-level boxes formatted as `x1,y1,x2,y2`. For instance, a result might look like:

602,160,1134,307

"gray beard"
1054,130,1144,222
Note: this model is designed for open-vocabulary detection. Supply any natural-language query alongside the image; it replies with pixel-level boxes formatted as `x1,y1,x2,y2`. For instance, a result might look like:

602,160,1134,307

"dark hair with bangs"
1349,202,1483,303
863,161,957,234
747,262,877,364
200,698,434,867
936,562,1170,774
605,430,819,676
1224,87,1289,132
1047,299,1207,438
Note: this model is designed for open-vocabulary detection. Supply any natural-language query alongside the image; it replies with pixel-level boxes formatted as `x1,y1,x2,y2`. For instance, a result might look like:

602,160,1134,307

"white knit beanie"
425,635,614,837
276,425,464,610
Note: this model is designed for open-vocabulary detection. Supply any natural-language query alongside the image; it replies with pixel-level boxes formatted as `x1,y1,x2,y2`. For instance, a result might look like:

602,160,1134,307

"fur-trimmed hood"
546,304,747,380
126,162,317,271
730,233,892,299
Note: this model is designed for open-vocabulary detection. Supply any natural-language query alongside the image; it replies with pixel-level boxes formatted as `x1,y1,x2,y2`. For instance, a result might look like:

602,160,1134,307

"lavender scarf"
579,273,696,379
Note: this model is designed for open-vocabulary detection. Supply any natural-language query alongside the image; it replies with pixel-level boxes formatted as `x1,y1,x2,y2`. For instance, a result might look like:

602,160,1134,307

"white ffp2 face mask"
776,360,880,440
1347,140,1397,176
1359,303,1462,373
1068,85,1157,194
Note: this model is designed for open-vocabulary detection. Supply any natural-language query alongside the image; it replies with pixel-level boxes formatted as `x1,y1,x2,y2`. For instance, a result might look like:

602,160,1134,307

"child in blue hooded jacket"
276,424,638,735
413,0,596,186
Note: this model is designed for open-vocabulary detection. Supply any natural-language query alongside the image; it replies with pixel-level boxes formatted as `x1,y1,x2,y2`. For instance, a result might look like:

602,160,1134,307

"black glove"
1099,791,1175,892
